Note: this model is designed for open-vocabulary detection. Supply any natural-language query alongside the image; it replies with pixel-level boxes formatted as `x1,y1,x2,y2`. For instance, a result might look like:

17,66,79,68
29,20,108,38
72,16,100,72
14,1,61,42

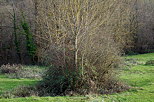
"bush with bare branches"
33,0,135,95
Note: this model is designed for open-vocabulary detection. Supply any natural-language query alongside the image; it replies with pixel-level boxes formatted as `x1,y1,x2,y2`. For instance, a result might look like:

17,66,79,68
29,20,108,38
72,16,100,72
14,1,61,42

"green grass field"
0,75,37,95
0,53,154,102
103,53,154,102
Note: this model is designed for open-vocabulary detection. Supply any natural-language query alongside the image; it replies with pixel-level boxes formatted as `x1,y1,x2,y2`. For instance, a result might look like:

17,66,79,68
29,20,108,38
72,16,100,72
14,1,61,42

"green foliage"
20,14,36,59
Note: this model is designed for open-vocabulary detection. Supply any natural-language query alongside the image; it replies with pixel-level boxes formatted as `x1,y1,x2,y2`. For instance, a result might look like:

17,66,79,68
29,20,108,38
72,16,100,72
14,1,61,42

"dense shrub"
39,66,81,96
39,43,122,95
100,78,130,94
35,0,130,95
40,66,130,96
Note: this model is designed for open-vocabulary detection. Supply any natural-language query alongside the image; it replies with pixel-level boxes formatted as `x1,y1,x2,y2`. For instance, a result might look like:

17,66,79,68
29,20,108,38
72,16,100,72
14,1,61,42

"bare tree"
34,0,136,94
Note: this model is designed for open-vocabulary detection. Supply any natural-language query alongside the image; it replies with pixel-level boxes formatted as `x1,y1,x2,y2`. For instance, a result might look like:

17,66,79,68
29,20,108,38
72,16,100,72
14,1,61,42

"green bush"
39,64,128,96
20,13,37,63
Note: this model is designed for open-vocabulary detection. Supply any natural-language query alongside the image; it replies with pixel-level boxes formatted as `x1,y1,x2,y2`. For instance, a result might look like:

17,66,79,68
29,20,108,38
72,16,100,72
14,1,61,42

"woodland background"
1,0,154,65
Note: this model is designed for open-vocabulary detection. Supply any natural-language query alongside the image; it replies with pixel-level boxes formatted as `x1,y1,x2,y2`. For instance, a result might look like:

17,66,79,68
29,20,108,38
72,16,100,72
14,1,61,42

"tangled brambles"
145,60,154,66
0,64,44,79
0,64,22,74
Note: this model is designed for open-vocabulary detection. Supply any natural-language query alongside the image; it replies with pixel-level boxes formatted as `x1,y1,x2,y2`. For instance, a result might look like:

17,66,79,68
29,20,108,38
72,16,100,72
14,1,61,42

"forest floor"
0,53,154,102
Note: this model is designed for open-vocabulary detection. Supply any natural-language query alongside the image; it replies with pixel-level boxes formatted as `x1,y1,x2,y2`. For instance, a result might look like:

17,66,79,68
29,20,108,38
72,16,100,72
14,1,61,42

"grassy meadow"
0,53,154,102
